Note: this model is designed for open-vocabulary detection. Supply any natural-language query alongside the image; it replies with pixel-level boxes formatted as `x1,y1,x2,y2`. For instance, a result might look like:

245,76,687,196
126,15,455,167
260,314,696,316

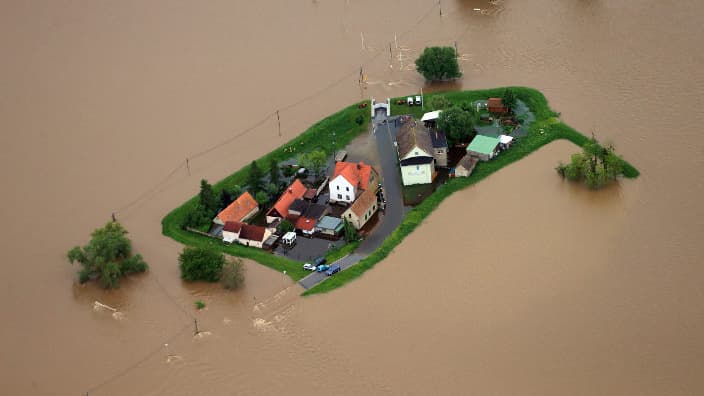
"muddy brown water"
1,0,703,394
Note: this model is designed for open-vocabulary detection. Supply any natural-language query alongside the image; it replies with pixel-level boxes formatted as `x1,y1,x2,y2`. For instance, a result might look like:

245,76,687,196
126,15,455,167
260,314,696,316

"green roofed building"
466,135,501,161
314,216,344,237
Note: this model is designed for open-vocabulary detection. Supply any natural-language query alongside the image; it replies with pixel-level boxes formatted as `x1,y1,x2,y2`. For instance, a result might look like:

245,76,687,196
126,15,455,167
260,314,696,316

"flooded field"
1,0,703,394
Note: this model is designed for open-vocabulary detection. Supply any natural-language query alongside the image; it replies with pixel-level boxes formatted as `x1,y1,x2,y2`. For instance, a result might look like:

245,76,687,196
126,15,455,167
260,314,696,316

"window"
348,213,352,218
414,151,418,155
337,194,342,199
416,165,420,170
336,186,339,190
346,195,350,200
373,204,376,210
345,186,349,191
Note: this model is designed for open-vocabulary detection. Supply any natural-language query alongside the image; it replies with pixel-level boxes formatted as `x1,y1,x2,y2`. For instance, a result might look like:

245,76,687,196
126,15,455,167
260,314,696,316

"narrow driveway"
298,113,406,290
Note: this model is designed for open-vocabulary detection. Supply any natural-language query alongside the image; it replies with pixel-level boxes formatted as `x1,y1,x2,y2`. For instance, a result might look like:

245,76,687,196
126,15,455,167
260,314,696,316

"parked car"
303,263,317,271
316,264,330,273
415,95,422,105
312,257,327,266
407,96,414,106
325,264,341,276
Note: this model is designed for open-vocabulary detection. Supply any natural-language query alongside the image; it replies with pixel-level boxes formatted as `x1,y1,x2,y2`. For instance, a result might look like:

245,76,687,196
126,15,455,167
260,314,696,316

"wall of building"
401,163,433,185
329,176,356,203
434,148,447,167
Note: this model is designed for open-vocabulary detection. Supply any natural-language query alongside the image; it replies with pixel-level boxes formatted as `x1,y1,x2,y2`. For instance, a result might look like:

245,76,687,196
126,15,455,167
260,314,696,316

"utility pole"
186,158,190,176
454,41,458,57
194,319,200,335
389,43,393,68
439,0,443,16
360,32,365,50
276,110,281,137
111,212,116,222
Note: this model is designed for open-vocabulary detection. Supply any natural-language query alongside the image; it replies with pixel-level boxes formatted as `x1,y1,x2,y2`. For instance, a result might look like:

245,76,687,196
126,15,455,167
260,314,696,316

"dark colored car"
313,256,327,266
325,264,341,276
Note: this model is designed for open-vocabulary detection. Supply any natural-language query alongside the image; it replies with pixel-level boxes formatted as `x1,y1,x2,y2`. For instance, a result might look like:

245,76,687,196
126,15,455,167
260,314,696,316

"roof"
295,216,317,231
332,161,376,189
303,188,317,200
316,216,343,230
348,189,377,217
421,110,442,122
216,191,258,223
289,198,308,214
397,120,434,159
239,223,266,242
429,130,448,148
499,135,514,144
488,98,504,108
223,221,243,233
400,156,434,166
303,203,327,219
457,155,479,172
267,179,307,218
467,135,500,155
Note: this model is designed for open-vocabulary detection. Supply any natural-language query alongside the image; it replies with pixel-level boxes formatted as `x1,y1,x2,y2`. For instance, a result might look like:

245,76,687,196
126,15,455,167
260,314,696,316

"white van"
281,231,297,246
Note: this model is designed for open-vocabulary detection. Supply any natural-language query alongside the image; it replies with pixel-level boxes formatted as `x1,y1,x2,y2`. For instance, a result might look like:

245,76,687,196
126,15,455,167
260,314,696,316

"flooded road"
1,0,703,394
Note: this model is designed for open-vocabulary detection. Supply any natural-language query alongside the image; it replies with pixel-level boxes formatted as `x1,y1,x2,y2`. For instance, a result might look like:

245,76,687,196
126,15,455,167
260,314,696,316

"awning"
421,110,442,122
499,135,514,144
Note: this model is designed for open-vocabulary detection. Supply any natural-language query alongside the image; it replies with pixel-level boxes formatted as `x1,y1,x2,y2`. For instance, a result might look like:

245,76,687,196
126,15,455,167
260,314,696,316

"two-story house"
396,120,435,186
328,161,378,204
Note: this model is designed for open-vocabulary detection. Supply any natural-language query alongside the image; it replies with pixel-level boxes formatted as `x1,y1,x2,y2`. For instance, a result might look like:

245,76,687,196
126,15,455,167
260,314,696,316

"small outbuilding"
467,135,501,161
455,155,479,177
488,98,508,114
499,134,514,150
315,216,344,236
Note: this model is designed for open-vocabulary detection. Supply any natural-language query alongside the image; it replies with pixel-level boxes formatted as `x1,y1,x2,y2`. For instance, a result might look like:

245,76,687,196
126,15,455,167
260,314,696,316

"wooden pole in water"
389,43,393,68
186,158,190,176
194,319,200,335
276,110,281,137
111,212,116,222
439,0,443,16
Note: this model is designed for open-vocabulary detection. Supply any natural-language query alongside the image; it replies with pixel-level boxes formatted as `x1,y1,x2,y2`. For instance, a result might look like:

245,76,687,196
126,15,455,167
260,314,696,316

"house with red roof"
213,191,259,226
222,221,271,249
328,161,379,204
266,179,307,225
488,97,508,114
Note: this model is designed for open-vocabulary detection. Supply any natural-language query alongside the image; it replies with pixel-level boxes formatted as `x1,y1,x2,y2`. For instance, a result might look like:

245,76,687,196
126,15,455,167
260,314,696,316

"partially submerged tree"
67,221,148,288
415,46,461,81
437,106,476,146
178,246,225,282
221,258,246,290
298,150,328,177
556,135,625,189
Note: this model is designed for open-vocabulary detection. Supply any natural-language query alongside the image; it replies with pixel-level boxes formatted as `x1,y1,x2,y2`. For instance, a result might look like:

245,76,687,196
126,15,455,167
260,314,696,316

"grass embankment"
162,102,371,282
302,87,639,295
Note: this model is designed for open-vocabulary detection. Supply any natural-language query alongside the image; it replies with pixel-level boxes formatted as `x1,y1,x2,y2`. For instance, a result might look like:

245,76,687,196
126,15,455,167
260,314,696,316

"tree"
198,179,219,216
266,183,279,196
343,219,358,242
269,159,280,188
183,204,211,229
298,150,327,177
556,135,626,189
221,258,246,290
67,221,148,288
178,246,225,282
247,160,264,193
277,219,294,234
415,46,461,81
428,95,452,111
255,190,269,205
220,189,233,209
229,184,243,198
501,88,518,112
437,107,476,146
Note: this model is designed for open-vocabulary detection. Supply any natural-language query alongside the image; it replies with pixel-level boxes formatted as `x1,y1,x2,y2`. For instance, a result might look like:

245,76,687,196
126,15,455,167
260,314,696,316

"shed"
315,216,344,236
421,110,442,122
467,135,501,161
488,98,508,114
455,155,478,177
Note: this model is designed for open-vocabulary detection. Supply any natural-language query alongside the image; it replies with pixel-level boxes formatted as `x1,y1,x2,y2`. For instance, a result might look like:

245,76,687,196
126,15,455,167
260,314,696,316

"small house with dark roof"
213,191,259,226
328,161,379,204
222,221,244,244
342,189,378,230
429,129,448,167
222,221,271,248
293,202,329,236
396,119,435,186
455,155,478,177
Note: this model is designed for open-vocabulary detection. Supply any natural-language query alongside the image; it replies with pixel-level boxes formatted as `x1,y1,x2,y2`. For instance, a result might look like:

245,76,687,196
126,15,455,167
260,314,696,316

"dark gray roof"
400,156,434,166
289,199,308,214
302,203,327,220
429,129,448,148
396,119,434,158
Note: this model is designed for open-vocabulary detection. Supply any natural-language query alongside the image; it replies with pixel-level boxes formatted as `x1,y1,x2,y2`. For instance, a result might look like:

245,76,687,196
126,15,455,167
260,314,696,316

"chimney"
288,188,293,194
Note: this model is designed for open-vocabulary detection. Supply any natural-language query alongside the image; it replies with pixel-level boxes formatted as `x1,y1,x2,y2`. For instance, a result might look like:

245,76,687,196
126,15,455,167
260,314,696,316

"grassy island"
161,87,639,295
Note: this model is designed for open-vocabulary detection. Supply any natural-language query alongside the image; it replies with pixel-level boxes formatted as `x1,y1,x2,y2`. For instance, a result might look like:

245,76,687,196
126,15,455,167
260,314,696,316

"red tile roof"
488,98,507,113
267,179,307,219
332,161,376,190
239,223,266,242
295,216,317,231
216,191,258,224
223,221,243,233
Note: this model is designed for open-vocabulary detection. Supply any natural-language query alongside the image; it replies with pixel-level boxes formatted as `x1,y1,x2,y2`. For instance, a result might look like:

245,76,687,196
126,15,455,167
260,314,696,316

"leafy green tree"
247,160,264,193
220,189,233,209
221,258,246,290
437,107,476,146
67,221,148,288
556,135,626,189
183,204,211,229
343,219,358,242
298,150,328,177
269,159,280,187
178,246,225,282
415,46,461,81
198,179,219,216
428,95,452,111
277,219,294,234
266,183,279,196
255,190,269,205
501,88,518,112
229,184,243,198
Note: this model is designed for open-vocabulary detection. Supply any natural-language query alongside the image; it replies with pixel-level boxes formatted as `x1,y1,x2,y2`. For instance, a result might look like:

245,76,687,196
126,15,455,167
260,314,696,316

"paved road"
298,111,406,290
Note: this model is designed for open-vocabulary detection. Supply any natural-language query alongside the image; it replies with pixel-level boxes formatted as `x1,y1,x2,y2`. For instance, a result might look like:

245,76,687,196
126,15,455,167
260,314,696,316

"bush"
415,46,461,81
277,219,295,234
222,258,246,290
195,300,206,310
179,246,225,282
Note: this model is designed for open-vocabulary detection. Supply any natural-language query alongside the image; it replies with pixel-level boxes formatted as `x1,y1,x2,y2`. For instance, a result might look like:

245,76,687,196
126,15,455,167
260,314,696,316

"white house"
396,120,435,186
222,221,271,249
328,161,378,204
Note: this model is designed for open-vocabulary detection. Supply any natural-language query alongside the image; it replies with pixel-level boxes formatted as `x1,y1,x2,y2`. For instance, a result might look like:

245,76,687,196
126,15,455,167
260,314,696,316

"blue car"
325,264,341,276
316,264,330,273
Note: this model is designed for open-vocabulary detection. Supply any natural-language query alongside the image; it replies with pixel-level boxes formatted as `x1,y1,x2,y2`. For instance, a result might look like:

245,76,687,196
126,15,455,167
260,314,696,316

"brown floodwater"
1,0,703,394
